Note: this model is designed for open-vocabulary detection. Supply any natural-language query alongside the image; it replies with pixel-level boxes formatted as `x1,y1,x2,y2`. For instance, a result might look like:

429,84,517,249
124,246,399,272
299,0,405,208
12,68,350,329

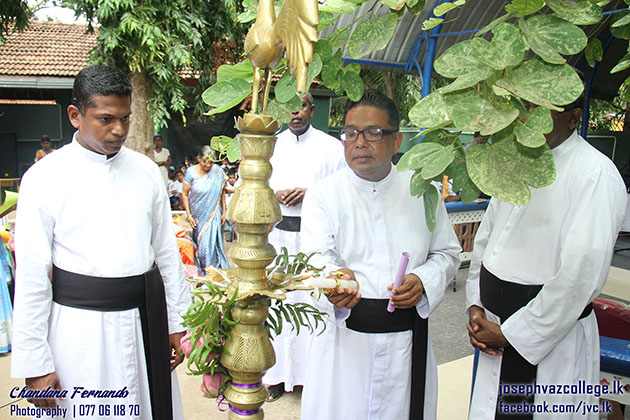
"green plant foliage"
348,13,399,59
449,95,520,135
545,0,602,25
210,135,241,163
217,59,255,83
585,38,604,67
275,71,299,103
202,79,252,116
433,0,466,16
319,0,360,14
505,0,544,16
423,184,439,232
267,96,303,123
611,11,630,39
408,91,450,128
409,172,431,197
494,59,584,109
519,18,565,64
1,0,31,43
422,17,444,31
467,138,555,205
406,0,427,14
611,54,630,74
514,105,553,148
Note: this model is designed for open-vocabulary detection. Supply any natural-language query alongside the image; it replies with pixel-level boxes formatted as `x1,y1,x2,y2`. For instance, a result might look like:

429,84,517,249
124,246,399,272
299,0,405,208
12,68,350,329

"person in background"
184,155,194,168
466,96,627,420
153,135,172,190
34,135,55,162
182,146,229,273
12,64,190,420
264,92,346,401
169,170,184,211
223,168,237,242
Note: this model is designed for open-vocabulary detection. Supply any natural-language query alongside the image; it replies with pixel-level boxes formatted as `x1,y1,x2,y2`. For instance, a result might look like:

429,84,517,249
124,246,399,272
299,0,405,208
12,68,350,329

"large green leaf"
494,59,584,108
519,18,565,64
472,38,505,70
410,172,431,197
319,0,360,13
423,184,439,232
584,38,603,67
525,15,587,55
526,105,553,134
460,177,482,203
612,11,630,28
342,71,364,101
514,121,547,147
348,13,399,59
466,139,555,205
331,27,351,50
266,96,303,123
318,12,339,32
226,137,241,163
275,71,298,103
434,40,494,78
545,0,602,25
217,59,254,83
611,54,630,74
408,91,450,128
505,0,544,16
492,23,528,67
314,39,333,60
447,94,519,135
406,0,427,14
321,50,343,88
611,11,630,39
202,79,251,115
439,68,496,94
476,13,512,36
306,53,323,88
433,0,465,16
421,145,455,179
397,142,445,171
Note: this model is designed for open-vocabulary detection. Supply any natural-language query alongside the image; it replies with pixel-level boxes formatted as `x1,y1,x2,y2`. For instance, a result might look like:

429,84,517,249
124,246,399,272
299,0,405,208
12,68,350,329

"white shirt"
300,165,461,420
11,134,190,419
466,131,627,419
269,125,346,217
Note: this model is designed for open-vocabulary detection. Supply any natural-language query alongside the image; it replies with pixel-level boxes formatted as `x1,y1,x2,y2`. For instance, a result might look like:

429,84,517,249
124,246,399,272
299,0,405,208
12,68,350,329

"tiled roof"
0,21,98,77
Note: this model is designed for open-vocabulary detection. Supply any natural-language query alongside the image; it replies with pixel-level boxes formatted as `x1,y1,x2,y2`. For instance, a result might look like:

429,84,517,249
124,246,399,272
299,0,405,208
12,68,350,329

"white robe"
466,131,627,420
264,125,345,390
153,147,170,190
300,165,461,420
12,136,191,420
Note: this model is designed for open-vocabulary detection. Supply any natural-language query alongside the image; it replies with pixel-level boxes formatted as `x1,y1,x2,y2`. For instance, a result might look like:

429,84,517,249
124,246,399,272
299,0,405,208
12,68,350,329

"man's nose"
354,131,369,147
111,120,125,136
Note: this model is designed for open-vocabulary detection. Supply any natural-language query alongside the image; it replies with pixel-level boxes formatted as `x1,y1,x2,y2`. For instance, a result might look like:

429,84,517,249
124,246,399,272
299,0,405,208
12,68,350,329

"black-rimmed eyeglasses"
339,128,397,142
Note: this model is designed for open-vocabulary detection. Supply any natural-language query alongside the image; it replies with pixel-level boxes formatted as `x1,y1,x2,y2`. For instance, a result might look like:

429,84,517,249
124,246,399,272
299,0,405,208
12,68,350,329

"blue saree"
184,164,229,271
0,243,13,353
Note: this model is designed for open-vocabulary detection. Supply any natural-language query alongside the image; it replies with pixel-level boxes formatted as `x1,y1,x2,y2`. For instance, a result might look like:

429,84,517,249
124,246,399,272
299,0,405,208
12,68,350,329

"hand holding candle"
388,252,410,313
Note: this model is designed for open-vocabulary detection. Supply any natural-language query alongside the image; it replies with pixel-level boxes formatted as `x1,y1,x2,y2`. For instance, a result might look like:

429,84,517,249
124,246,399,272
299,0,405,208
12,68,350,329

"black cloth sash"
479,264,592,420
275,215,301,232
52,265,173,420
346,298,428,420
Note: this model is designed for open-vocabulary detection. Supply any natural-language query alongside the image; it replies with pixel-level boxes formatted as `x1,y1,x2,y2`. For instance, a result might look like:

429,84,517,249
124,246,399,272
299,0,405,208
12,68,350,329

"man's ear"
309,104,315,118
67,105,81,129
393,132,403,154
568,108,582,131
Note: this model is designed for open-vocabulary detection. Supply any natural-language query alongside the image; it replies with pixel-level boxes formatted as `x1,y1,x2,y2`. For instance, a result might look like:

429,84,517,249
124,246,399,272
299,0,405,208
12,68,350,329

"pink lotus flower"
201,372,227,398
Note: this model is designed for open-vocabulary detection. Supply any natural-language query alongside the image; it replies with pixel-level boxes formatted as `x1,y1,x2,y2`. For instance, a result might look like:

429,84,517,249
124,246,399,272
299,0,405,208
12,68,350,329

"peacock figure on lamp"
194,1,322,418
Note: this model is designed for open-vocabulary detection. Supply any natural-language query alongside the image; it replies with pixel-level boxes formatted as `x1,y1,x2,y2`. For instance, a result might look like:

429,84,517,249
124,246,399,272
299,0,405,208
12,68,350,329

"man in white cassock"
11,65,191,420
264,92,346,401
299,90,461,420
465,97,627,420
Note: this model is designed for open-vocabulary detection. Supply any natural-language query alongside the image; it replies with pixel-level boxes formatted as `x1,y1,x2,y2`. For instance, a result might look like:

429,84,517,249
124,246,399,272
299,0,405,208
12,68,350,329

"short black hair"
71,65,132,114
227,168,237,177
154,135,163,141
343,89,400,131
41,135,51,143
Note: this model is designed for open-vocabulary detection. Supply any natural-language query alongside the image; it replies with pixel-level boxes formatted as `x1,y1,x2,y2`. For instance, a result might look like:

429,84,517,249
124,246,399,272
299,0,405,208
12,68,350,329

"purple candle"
388,252,410,313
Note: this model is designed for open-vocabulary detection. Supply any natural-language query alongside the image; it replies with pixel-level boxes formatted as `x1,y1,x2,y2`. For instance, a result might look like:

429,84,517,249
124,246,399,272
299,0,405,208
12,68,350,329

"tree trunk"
127,71,154,158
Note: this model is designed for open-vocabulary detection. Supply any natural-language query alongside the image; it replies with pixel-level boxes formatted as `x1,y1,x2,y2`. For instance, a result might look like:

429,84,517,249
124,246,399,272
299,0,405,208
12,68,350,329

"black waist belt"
52,265,173,420
479,264,592,420
275,215,301,232
346,298,427,420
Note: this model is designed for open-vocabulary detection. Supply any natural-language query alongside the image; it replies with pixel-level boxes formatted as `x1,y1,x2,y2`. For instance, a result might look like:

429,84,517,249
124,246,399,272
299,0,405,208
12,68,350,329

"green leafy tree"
64,0,247,156
202,0,630,229
1,0,32,43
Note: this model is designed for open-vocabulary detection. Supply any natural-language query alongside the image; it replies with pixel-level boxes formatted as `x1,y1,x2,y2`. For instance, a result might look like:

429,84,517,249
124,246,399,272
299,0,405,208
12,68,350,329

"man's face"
344,105,401,182
68,94,131,155
288,97,315,137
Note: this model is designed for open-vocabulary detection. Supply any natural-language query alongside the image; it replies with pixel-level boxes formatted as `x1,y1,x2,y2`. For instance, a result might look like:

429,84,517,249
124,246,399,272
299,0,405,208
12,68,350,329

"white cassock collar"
348,163,396,194
71,131,125,164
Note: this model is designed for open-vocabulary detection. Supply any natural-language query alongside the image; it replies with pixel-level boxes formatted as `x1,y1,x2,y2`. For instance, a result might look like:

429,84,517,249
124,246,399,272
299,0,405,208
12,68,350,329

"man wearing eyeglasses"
299,90,461,420
264,92,346,402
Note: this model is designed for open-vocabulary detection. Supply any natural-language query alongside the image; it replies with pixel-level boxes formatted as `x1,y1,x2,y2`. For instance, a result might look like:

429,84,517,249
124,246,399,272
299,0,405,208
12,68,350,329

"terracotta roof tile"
0,21,98,77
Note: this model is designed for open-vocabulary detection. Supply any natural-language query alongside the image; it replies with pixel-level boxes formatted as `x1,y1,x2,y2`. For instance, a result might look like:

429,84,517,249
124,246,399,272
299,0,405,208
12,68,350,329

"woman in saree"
182,146,229,272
